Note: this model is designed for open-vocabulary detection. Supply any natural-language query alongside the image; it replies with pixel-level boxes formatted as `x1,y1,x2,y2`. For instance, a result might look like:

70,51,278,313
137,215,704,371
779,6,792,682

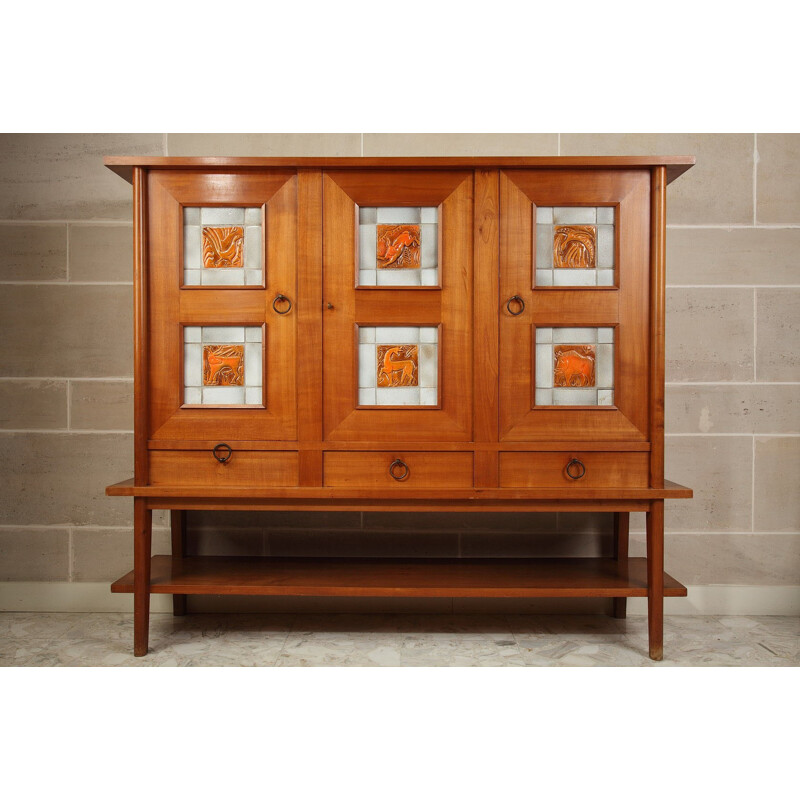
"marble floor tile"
0,638,64,667
398,635,525,667
0,612,84,639
718,615,800,660
516,638,651,667
276,632,405,667
0,612,797,667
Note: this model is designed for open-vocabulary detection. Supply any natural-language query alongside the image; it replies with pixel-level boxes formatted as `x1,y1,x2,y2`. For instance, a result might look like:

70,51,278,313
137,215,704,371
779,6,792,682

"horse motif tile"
377,344,419,387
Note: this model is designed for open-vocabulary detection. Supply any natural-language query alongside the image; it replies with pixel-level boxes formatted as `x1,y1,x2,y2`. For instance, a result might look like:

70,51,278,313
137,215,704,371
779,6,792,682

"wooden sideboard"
105,155,694,659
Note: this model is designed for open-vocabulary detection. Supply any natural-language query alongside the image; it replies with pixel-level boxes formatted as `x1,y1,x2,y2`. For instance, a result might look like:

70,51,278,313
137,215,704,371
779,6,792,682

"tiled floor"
0,612,797,667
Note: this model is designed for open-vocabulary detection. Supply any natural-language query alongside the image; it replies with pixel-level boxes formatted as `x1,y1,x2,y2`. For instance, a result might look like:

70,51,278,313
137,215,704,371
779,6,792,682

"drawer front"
324,451,474,489
499,451,649,489
149,450,299,487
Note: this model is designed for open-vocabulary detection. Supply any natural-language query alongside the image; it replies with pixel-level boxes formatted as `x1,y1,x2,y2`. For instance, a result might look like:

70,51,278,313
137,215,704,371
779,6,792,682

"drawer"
324,451,474,488
149,449,299,487
499,451,649,489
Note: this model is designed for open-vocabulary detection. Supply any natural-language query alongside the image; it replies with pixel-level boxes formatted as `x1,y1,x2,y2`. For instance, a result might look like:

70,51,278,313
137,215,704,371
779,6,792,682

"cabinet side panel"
650,167,667,486
133,167,149,483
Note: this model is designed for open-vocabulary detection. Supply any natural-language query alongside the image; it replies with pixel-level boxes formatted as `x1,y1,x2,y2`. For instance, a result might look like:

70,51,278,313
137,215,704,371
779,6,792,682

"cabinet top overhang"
104,155,695,185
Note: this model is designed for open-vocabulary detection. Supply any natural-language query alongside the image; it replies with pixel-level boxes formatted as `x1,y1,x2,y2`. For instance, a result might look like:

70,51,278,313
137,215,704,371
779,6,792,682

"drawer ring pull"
566,458,586,480
389,458,410,482
506,295,525,316
212,443,233,464
272,294,293,315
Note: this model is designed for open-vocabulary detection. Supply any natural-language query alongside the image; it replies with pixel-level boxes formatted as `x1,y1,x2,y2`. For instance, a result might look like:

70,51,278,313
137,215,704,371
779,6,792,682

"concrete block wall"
0,133,797,613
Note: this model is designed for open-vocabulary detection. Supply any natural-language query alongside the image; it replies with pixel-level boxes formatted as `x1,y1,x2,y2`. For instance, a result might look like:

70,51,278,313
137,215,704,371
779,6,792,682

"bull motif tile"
202,226,244,269
377,344,418,387
553,225,596,269
553,345,595,387
377,224,421,269
203,345,245,386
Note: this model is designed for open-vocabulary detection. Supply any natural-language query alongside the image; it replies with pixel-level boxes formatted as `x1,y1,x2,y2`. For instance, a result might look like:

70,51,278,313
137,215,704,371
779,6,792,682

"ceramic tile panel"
377,344,418,387
183,207,263,287
358,207,438,287
534,206,615,288
183,326,263,405
535,327,614,406
357,326,438,406
553,225,596,269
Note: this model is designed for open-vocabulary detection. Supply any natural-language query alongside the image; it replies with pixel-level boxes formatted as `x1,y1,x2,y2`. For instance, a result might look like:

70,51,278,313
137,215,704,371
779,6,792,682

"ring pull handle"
389,458,410,482
212,443,233,464
272,294,293,315
506,295,525,316
565,458,586,480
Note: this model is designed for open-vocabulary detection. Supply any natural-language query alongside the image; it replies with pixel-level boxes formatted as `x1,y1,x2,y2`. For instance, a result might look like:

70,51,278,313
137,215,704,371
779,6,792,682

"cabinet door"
499,170,650,442
322,170,473,442
146,170,297,442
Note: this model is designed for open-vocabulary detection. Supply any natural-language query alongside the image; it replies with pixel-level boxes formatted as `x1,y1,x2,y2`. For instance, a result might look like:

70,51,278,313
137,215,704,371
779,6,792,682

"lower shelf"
111,556,687,599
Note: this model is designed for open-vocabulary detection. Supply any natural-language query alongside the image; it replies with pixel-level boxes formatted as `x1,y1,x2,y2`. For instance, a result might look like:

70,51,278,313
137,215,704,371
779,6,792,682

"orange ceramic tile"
202,226,244,269
553,225,596,269
377,344,419,387
377,224,421,269
553,345,596,387
203,345,245,386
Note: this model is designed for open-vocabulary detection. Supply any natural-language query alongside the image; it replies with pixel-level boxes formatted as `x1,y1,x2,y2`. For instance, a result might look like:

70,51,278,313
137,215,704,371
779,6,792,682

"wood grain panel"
322,170,473,442
179,290,264,322
354,291,441,322
499,451,649,489
650,167,667,486
297,170,323,445
133,168,149,484
498,169,650,442
108,477,692,501
149,450,299,487
473,170,500,444
147,170,298,442
323,451,473,488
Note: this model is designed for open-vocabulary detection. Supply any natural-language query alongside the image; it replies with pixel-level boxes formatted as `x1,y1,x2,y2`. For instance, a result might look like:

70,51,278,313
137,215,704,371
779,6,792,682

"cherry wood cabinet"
105,155,694,660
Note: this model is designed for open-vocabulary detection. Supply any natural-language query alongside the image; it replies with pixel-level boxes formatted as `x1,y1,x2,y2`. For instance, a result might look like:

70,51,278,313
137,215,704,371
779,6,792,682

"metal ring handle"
389,458,410,482
566,458,586,480
506,295,525,316
272,294,293,315
212,443,233,464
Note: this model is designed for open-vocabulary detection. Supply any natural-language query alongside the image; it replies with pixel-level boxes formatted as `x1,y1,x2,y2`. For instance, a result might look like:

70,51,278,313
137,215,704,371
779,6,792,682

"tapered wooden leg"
646,501,664,661
170,509,187,617
133,497,152,657
612,511,630,619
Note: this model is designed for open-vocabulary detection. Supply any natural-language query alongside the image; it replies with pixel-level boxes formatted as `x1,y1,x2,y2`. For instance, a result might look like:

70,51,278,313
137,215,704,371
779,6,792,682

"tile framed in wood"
535,206,615,288
183,207,264,287
357,206,438,288
534,327,614,406
357,325,438,406
183,325,263,406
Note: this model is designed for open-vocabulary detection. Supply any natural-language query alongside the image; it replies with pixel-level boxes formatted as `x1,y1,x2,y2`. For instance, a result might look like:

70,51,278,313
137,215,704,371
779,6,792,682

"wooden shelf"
106,478,693,501
111,556,687,599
